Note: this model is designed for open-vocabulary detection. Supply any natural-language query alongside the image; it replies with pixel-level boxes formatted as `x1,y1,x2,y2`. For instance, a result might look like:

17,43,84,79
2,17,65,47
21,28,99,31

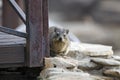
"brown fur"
49,26,70,56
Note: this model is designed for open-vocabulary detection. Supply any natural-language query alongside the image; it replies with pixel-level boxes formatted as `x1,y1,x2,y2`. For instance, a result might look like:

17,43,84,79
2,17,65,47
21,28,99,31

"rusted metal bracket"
8,0,26,24
0,26,27,38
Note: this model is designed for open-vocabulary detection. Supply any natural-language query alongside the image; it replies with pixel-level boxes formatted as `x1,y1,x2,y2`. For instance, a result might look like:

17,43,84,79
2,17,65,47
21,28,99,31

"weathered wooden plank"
0,32,25,68
0,45,25,64
0,32,25,45
26,0,44,67
0,63,24,68
0,26,27,38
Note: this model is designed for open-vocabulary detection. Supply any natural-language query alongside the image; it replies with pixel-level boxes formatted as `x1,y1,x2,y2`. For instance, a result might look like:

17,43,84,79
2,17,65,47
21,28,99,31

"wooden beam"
8,0,26,24
43,0,49,57
0,26,27,38
26,0,49,67
0,32,25,68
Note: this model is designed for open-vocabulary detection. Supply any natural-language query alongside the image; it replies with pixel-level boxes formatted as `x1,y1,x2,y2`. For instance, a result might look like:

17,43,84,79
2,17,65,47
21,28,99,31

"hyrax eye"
56,32,60,36
66,29,69,34
63,33,66,37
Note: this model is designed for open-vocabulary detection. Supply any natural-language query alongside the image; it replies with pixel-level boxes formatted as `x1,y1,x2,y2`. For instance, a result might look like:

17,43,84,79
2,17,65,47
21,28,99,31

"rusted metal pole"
26,0,49,67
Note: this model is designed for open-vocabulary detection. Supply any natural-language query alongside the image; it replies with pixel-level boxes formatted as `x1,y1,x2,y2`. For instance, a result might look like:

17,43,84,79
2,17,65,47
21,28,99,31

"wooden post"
26,0,49,67
43,0,49,57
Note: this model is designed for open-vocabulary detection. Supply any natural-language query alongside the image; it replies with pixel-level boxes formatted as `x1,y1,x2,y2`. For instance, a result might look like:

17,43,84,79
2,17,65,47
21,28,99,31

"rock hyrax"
49,26,70,56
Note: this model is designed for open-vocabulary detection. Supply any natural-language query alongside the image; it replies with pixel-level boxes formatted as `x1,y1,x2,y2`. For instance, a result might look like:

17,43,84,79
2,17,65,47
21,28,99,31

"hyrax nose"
59,37,62,41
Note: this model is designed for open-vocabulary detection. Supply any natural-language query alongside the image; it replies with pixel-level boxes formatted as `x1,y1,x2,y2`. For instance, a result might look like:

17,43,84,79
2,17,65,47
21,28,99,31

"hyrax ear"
66,29,69,34
54,27,57,32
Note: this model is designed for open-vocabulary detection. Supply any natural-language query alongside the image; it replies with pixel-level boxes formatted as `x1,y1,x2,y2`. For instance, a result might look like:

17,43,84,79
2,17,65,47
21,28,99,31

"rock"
44,57,78,69
47,72,90,80
91,76,113,80
112,55,120,61
40,68,113,80
91,58,120,66
48,74,113,80
81,43,113,57
40,68,69,79
103,68,120,78
40,68,89,80
41,42,118,79
67,42,86,60
67,43,113,59
68,42,85,52
78,58,101,70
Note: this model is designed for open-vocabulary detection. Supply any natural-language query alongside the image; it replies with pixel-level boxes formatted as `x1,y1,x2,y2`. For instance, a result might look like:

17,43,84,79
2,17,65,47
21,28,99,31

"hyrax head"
54,27,69,42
